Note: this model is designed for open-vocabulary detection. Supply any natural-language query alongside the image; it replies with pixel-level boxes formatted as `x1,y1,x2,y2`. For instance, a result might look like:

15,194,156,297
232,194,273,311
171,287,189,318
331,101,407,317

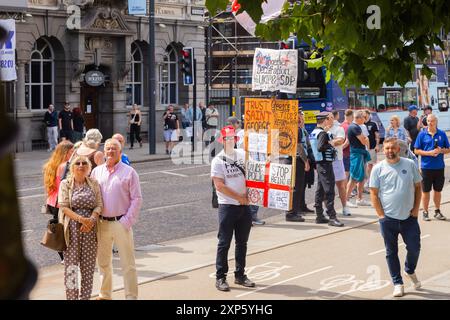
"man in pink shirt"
91,138,142,300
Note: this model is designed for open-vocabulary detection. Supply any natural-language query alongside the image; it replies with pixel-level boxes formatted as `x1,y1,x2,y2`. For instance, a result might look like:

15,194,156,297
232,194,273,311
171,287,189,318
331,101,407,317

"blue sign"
128,0,147,15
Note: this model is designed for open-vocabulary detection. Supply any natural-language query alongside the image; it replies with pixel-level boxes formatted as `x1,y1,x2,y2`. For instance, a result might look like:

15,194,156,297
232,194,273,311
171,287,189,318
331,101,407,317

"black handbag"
40,220,67,252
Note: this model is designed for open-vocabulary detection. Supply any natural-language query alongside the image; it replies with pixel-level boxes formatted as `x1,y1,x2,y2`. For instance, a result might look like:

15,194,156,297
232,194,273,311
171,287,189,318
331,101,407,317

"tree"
206,0,450,91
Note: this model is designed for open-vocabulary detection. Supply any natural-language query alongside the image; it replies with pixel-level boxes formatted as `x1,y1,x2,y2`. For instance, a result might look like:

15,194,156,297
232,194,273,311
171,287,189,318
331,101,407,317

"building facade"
0,0,206,151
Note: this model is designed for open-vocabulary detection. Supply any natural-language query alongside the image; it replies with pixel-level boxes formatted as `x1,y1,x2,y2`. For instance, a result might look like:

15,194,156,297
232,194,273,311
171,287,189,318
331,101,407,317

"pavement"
29,182,450,300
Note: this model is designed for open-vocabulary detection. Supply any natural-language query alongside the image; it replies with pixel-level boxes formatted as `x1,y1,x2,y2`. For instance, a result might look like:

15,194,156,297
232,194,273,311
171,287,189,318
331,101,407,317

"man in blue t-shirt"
370,137,422,297
414,114,450,221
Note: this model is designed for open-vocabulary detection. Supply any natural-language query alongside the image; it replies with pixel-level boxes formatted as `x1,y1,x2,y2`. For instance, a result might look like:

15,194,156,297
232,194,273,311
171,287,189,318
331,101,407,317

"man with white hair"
91,138,142,300
414,114,450,221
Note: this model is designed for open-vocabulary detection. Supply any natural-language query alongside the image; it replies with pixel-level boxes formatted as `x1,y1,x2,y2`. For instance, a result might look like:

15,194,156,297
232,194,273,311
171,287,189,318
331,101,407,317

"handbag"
41,204,51,215
40,220,67,252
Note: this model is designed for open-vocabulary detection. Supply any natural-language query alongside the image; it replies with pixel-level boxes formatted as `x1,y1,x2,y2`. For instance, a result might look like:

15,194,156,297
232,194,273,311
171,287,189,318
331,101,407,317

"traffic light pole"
192,59,197,160
229,58,234,116
148,0,156,154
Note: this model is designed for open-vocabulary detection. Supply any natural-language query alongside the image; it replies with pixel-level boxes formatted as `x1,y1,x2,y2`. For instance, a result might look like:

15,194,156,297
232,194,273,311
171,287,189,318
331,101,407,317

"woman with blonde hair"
58,154,103,300
386,115,411,143
43,140,74,262
75,128,104,169
129,104,143,149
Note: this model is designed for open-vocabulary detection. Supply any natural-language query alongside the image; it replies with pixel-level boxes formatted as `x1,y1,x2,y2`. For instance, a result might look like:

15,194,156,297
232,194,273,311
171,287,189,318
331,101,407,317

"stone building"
0,0,206,151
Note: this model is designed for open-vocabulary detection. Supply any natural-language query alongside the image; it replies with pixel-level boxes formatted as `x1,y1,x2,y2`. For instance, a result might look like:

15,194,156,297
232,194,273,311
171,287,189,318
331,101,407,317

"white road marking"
368,234,430,256
236,266,333,298
18,193,45,200
197,173,210,177
18,186,43,192
21,229,33,234
139,164,209,176
161,171,188,177
142,202,194,213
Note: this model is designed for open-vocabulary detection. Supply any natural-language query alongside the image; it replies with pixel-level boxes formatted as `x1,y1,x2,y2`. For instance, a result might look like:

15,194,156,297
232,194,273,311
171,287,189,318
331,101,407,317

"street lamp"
148,0,156,154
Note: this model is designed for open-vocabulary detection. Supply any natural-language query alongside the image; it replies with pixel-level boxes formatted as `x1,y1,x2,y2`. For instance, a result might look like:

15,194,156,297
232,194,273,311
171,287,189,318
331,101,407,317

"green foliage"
205,0,450,92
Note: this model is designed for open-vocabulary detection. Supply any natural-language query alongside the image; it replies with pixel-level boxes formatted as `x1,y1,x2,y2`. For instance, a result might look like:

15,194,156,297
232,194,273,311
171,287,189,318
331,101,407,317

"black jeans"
130,124,142,147
315,162,337,218
287,157,306,215
216,204,252,280
48,205,64,261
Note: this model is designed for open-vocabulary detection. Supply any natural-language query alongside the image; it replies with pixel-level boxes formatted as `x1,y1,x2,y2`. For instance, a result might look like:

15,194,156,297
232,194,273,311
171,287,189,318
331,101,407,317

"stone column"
15,61,33,151
16,62,27,111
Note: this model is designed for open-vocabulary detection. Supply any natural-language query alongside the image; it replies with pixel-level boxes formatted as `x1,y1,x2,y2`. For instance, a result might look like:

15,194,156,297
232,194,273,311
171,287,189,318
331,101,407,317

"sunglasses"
75,161,88,166
223,136,235,141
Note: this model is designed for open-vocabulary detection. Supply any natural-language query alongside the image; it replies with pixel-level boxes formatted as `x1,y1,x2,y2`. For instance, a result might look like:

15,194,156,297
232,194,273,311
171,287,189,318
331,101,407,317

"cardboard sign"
252,48,298,94
244,98,298,211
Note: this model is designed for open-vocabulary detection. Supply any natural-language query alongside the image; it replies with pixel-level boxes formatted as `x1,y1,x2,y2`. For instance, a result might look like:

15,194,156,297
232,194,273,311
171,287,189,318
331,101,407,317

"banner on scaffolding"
252,48,298,94
243,98,298,211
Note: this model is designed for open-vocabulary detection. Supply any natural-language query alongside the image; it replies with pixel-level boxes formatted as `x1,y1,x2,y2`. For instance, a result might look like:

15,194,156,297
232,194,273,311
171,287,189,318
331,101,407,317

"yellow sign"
303,110,320,124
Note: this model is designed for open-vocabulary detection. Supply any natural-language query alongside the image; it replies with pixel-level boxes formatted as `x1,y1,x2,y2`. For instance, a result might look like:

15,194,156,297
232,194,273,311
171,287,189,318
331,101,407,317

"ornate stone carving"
62,0,95,7
29,0,59,6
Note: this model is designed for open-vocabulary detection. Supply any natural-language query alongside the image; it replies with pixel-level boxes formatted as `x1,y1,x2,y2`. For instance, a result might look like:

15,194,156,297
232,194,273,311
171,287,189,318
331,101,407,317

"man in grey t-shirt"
369,137,422,298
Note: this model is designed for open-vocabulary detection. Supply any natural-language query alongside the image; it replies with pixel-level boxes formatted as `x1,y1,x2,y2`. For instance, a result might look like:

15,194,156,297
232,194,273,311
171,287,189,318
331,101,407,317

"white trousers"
47,126,58,150
97,220,138,300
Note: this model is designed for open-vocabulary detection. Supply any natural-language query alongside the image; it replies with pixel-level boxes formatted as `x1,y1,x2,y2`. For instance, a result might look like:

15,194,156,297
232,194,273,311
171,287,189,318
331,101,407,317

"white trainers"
346,201,358,208
356,199,372,207
392,284,404,297
404,272,421,289
342,206,352,216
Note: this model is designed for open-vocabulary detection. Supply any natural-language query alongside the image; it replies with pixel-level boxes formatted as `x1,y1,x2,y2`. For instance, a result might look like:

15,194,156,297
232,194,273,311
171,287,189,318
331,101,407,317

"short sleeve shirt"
414,128,450,169
164,112,178,130
404,116,419,142
369,158,422,220
211,149,246,205
365,120,379,149
58,110,73,130
347,123,365,149
330,121,345,160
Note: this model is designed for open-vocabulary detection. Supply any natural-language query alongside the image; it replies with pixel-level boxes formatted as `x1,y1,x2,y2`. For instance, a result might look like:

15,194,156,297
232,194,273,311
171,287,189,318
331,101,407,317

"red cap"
218,125,239,144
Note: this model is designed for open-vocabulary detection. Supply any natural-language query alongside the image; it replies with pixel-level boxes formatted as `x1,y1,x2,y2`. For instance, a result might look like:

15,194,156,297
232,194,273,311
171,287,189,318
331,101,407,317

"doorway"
80,84,98,130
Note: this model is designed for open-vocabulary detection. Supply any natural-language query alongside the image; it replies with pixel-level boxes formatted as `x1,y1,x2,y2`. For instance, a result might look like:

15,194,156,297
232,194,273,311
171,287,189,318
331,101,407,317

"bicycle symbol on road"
209,261,292,282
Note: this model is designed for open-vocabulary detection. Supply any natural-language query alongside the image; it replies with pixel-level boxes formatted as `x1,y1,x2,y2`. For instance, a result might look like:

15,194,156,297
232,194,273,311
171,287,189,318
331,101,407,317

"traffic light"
297,48,309,83
279,38,295,50
180,47,195,86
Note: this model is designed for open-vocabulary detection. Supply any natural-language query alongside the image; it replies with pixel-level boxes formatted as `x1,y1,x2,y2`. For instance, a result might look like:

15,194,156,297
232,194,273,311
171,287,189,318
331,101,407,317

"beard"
385,152,397,160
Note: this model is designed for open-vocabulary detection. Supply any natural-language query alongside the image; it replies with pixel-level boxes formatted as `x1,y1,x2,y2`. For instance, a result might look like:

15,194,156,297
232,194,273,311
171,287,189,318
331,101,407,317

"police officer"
310,112,344,227
211,125,256,291
285,110,311,222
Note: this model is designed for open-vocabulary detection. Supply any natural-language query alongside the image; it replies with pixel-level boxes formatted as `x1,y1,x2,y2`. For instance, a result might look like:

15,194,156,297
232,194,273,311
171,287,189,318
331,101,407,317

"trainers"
234,276,255,287
356,199,371,206
252,219,266,226
286,213,305,222
315,216,329,224
392,284,404,297
328,218,344,227
300,206,314,213
139,141,143,148
434,209,446,220
165,149,169,155
215,278,230,291
350,189,357,198
342,206,352,216
346,201,358,208
423,211,431,221
404,272,421,289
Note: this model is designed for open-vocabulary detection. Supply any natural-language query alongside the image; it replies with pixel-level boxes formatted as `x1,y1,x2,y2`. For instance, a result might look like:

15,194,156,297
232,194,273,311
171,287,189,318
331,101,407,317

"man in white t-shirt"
330,111,350,216
211,125,255,292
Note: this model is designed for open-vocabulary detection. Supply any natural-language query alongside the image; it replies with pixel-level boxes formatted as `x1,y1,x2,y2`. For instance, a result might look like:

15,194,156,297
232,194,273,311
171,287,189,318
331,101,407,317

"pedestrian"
285,110,312,222
58,155,103,300
129,104,143,149
345,110,371,207
211,125,256,291
200,101,207,131
163,105,179,155
112,133,131,166
341,109,354,179
386,115,410,143
364,109,380,188
330,110,350,216
414,114,449,221
309,112,344,227
180,103,191,130
418,105,433,130
44,104,58,152
72,106,85,143
76,128,105,170
369,137,422,297
42,140,74,262
91,138,143,300
205,103,219,147
403,105,420,151
227,116,265,226
59,101,74,142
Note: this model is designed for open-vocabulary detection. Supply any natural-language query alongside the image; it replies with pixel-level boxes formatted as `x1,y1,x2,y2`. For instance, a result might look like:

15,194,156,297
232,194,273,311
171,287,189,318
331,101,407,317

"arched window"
159,46,178,105
126,43,143,106
25,38,54,110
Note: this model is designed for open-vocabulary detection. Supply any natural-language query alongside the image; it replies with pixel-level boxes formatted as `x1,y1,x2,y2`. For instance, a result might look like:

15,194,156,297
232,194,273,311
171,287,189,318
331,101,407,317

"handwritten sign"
244,98,298,211
252,48,298,94
268,189,290,211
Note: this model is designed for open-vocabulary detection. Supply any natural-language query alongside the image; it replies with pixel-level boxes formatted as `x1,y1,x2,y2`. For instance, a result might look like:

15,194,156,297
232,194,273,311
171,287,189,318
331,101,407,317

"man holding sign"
211,125,255,292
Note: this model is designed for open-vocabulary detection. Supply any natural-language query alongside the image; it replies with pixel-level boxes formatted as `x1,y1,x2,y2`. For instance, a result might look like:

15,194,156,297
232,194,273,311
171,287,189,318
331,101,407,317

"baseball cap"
315,111,331,121
408,105,418,112
218,125,239,144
